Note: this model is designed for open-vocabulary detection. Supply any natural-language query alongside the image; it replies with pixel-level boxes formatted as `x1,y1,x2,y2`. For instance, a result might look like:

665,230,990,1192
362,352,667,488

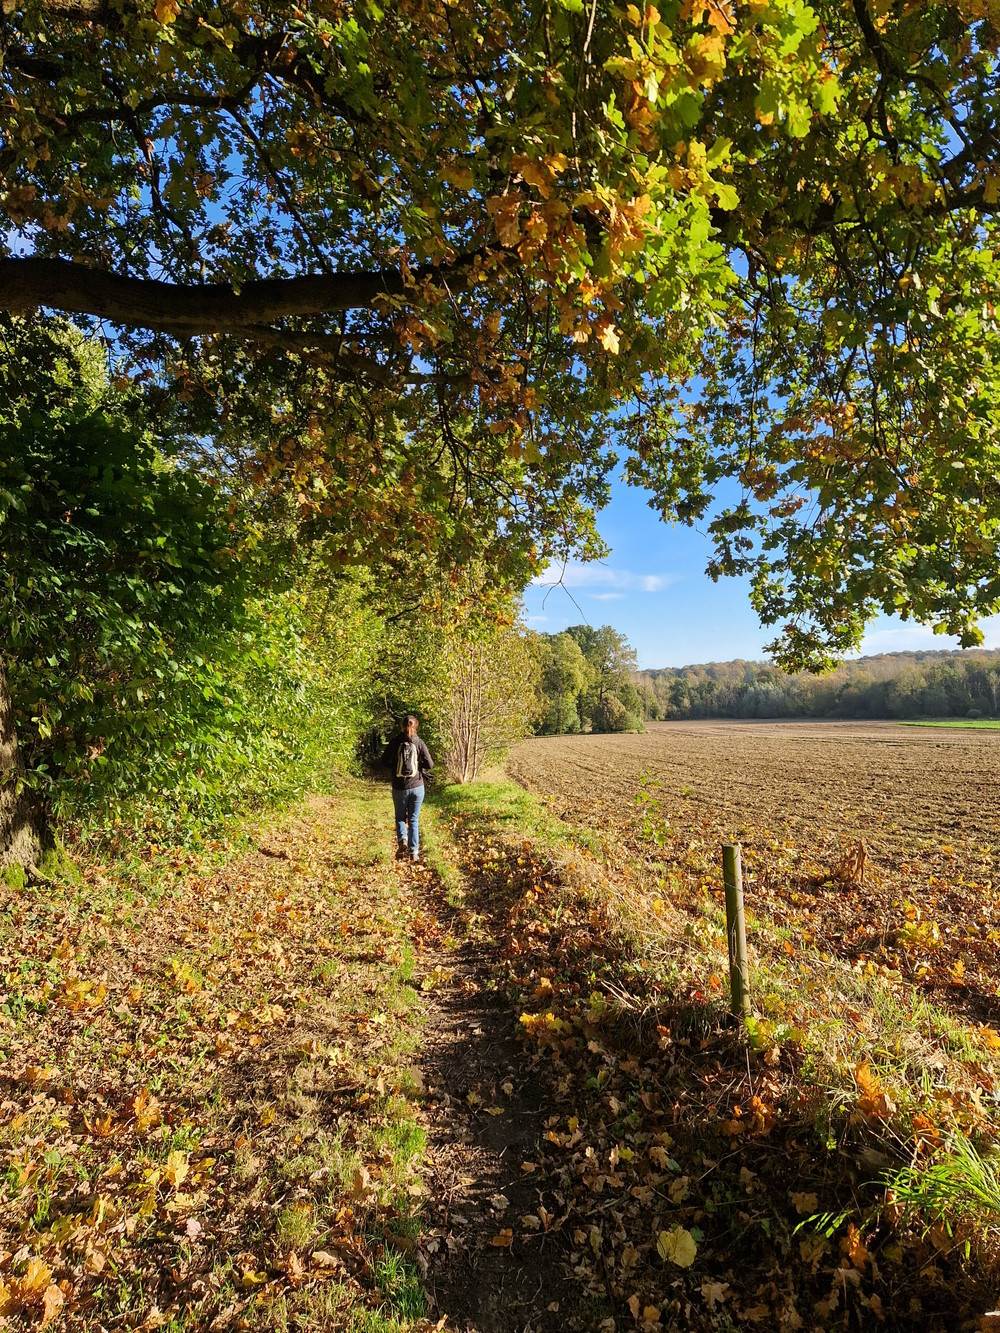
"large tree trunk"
0,660,45,872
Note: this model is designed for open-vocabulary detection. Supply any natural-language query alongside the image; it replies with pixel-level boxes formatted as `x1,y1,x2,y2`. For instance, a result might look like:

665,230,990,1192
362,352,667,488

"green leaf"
714,181,739,211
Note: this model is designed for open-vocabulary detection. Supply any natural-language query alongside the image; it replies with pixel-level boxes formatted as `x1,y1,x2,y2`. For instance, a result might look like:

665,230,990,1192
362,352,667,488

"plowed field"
509,721,1000,1024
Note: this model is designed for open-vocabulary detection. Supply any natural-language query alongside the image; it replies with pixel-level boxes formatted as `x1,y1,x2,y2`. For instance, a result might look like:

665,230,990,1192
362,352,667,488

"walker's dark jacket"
381,734,433,791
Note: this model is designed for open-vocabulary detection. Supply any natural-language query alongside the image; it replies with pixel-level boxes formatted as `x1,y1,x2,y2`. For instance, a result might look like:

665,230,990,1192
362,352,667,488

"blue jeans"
392,784,425,856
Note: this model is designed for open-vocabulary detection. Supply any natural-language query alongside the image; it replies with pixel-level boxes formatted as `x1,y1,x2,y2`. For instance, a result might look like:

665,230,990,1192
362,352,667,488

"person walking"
382,714,433,863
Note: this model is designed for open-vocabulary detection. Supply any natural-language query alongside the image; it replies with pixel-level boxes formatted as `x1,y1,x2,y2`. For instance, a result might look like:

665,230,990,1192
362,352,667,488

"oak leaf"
163,1149,189,1189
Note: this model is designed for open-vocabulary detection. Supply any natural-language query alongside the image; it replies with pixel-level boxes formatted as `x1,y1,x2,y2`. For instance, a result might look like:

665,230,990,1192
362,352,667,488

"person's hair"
404,713,418,726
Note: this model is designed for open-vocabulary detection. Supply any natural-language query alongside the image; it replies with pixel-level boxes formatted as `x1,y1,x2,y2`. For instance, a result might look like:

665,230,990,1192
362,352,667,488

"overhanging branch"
0,252,488,332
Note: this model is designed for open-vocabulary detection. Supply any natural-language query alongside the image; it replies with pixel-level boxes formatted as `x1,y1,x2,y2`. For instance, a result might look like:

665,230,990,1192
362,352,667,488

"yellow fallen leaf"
163,1149,189,1189
133,1087,162,1132
60,978,107,1010
19,1257,52,1300
85,1112,115,1139
489,1228,514,1247
23,1066,57,1086
656,1225,697,1267
668,1175,690,1203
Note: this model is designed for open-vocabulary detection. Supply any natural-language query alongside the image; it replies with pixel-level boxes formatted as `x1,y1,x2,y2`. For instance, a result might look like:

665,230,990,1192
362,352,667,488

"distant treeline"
636,650,1000,721
532,634,1000,734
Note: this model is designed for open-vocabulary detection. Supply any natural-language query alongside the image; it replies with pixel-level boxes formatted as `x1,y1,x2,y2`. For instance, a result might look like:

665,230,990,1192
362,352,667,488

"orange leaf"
840,1222,869,1270
41,1284,65,1327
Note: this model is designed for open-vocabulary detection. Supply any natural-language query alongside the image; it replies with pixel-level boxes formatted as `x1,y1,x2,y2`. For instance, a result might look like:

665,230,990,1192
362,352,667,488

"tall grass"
886,1134,1000,1238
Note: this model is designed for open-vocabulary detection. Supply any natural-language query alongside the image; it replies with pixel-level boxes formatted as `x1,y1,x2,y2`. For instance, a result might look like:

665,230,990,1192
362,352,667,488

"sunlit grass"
902,719,1000,729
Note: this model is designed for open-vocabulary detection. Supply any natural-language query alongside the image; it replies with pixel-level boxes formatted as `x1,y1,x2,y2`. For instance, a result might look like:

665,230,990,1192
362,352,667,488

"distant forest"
534,633,1000,733
636,649,1000,721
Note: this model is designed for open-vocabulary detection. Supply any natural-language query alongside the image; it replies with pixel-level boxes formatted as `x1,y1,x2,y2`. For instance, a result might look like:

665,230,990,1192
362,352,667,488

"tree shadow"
414,860,592,1332
417,801,994,1332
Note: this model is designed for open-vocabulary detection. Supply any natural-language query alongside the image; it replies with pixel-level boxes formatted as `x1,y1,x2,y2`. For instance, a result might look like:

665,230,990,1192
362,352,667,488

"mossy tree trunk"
0,659,46,874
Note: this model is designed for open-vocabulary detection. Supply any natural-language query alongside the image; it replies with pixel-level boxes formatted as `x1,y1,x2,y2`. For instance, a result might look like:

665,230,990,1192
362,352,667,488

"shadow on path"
412,862,581,1333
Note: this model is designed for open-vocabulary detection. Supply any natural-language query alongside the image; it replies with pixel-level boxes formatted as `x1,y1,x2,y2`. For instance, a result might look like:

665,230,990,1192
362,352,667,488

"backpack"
396,739,419,780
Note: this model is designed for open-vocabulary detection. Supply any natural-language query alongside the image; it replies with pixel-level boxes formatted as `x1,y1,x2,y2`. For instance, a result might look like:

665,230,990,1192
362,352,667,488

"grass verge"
901,719,1000,729
0,781,431,1331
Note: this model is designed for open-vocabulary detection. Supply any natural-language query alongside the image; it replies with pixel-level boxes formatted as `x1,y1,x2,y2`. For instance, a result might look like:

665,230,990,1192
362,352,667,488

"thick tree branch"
0,252,489,331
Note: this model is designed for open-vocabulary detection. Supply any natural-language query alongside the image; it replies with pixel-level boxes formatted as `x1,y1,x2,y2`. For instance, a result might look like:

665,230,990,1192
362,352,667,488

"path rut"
407,862,573,1333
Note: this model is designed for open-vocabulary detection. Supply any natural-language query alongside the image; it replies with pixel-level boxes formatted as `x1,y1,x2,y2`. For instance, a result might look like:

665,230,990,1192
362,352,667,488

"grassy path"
410,855,567,1331
1,777,996,1331
0,780,572,1332
1,784,434,1331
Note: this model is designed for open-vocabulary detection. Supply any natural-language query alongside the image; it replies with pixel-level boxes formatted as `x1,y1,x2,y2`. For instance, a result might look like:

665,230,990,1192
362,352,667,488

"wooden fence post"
722,843,751,1018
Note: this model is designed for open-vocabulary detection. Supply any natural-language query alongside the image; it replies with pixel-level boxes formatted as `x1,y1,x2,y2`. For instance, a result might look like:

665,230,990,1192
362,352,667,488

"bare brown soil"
510,720,1000,860
509,721,1000,1025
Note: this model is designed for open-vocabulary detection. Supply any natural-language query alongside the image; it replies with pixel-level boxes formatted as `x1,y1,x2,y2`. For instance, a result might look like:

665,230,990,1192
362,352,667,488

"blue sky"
521,473,1000,670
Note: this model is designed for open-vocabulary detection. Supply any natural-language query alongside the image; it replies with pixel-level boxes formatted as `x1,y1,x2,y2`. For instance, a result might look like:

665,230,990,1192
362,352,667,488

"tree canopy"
537,624,643,732
3,0,1000,660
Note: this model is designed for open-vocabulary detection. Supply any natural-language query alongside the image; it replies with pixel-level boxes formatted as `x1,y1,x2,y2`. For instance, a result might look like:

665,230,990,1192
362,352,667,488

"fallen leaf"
41,1284,65,1327
701,1280,730,1308
163,1149,189,1189
656,1225,697,1268
19,1258,52,1301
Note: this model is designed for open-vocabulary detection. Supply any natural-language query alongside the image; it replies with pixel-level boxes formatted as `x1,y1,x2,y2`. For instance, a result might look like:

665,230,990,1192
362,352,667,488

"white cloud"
859,614,1000,655
531,560,678,594
589,591,625,601
859,626,945,653
525,614,549,624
